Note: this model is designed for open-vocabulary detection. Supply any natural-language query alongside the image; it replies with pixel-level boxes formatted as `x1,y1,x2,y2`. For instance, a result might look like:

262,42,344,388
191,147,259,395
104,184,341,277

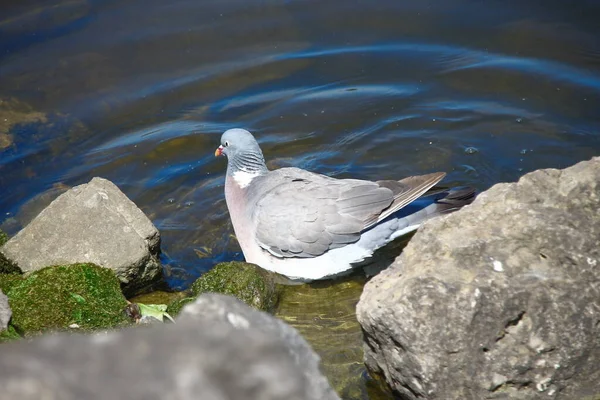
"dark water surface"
1,1,599,394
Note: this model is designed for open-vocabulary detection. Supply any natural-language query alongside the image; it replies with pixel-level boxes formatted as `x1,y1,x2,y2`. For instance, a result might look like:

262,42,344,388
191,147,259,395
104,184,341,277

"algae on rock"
168,262,280,316
6,263,130,335
0,273,23,294
0,325,20,343
191,261,280,311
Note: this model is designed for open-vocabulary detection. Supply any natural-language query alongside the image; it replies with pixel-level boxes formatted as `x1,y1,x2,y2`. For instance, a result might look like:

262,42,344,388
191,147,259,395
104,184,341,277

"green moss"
0,230,8,246
0,273,24,294
0,325,21,343
189,261,280,312
6,263,129,335
166,296,196,316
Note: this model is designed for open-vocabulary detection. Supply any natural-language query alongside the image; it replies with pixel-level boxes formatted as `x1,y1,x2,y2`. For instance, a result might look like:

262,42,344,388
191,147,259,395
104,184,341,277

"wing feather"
251,167,445,258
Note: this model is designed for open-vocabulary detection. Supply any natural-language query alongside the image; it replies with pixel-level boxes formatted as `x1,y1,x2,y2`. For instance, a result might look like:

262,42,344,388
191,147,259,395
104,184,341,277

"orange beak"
215,145,224,157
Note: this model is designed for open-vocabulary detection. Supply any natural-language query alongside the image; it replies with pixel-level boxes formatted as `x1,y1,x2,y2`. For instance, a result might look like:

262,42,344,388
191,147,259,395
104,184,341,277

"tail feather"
388,186,476,237
434,186,477,213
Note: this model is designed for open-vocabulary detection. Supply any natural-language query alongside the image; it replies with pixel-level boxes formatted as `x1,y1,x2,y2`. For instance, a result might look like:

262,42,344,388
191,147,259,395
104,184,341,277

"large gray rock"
0,290,10,331
180,294,339,400
0,177,162,296
0,293,339,400
357,157,600,400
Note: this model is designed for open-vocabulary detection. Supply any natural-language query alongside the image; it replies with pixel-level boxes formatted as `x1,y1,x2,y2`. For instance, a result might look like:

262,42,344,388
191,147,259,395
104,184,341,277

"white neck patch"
232,170,260,189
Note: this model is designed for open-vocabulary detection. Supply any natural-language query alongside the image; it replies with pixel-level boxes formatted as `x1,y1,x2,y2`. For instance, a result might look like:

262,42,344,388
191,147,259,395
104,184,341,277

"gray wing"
250,167,445,258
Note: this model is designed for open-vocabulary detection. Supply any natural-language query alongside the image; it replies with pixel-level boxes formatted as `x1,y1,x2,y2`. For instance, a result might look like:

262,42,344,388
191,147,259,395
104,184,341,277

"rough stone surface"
181,293,339,400
0,177,162,295
0,289,10,331
0,294,340,400
357,157,600,400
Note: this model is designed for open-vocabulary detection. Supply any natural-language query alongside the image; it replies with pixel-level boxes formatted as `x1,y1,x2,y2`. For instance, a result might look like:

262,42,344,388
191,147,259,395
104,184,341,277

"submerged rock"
0,97,47,150
168,261,280,315
357,157,600,399
0,177,163,296
3,263,129,335
0,293,340,400
275,274,393,400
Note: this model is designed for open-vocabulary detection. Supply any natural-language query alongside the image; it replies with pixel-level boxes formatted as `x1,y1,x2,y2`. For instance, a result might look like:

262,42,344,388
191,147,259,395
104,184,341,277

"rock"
0,294,340,400
357,157,600,400
168,261,281,316
0,289,10,331
0,177,162,295
181,293,340,400
4,263,130,335
0,273,23,294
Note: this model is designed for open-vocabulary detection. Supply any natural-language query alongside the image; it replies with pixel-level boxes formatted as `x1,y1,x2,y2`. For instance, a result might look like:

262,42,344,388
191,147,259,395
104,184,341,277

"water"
1,0,599,396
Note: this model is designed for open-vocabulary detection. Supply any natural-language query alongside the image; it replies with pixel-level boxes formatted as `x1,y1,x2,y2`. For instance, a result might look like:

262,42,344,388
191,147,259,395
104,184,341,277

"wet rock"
0,289,10,331
168,261,281,316
0,293,340,400
0,177,162,295
357,157,600,400
0,273,23,294
3,263,129,336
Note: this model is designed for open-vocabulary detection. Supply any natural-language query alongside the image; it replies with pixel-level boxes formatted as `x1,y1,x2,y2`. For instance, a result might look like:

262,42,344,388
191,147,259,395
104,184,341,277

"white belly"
246,222,421,281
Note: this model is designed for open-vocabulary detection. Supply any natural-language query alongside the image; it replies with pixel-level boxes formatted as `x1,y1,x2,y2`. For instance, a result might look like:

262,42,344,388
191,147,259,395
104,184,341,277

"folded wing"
251,168,445,258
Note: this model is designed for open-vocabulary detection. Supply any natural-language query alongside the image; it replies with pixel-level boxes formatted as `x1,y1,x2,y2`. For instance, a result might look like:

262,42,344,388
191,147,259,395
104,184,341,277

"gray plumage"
215,128,475,280
247,168,445,258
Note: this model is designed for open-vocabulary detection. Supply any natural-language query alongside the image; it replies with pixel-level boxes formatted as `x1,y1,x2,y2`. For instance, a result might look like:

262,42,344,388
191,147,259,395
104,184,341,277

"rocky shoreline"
1,157,599,400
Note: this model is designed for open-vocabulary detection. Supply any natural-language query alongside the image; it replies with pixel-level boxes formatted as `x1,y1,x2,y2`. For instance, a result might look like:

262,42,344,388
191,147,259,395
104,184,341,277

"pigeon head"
215,129,268,176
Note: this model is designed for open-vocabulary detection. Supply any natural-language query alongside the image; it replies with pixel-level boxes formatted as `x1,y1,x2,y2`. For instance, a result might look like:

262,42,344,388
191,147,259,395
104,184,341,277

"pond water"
1,0,599,397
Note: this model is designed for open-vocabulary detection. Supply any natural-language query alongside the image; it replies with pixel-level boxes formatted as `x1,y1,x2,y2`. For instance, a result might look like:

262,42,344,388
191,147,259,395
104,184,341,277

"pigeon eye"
224,141,229,147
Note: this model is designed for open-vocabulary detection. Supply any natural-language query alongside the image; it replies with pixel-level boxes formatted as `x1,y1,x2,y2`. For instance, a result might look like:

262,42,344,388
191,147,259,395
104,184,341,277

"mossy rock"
0,273,24,293
171,262,280,315
0,325,21,343
166,296,196,316
6,263,130,335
